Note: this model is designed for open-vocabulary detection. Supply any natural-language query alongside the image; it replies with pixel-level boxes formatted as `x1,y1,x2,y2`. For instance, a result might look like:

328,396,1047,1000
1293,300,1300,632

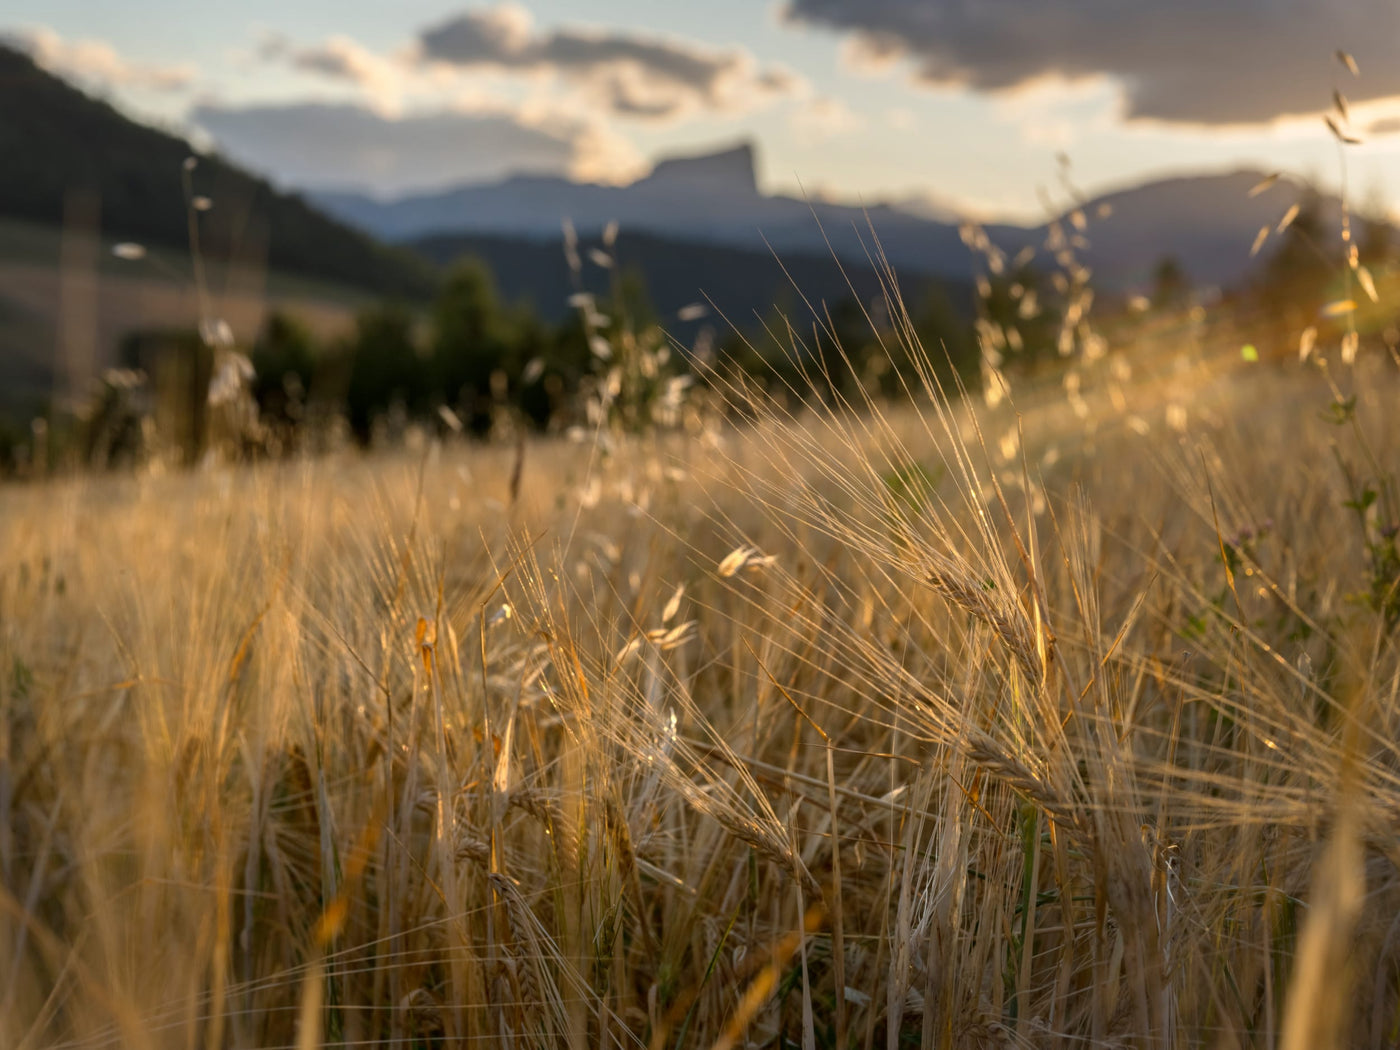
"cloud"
7,26,196,93
256,33,404,102
784,0,1400,126
418,4,801,121
886,107,916,130
791,97,860,143
192,102,642,195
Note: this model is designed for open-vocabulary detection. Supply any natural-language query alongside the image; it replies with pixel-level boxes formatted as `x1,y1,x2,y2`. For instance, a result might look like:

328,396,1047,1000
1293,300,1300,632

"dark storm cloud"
784,0,1400,125
192,102,584,194
419,4,799,119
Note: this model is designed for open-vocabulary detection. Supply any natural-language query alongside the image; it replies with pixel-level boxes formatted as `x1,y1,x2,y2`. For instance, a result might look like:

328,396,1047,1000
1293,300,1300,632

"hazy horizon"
4,1,1400,221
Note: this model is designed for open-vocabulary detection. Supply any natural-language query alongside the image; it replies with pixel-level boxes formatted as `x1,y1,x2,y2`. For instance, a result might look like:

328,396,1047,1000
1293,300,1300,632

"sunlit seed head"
1356,266,1379,303
662,584,684,624
1341,330,1360,365
997,427,1020,463
199,317,235,348
1299,326,1318,363
437,405,464,433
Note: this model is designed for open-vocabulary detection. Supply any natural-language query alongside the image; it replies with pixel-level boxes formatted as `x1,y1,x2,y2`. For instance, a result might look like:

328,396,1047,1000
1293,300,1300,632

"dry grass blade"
1280,799,1364,1050
1325,114,1363,145
709,906,825,1050
1248,172,1281,197
1356,264,1379,303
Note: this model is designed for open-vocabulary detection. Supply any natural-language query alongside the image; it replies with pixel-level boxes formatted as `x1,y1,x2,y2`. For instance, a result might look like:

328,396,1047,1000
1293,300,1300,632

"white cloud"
233,8,803,195
991,73,1122,149
7,26,196,93
417,4,802,122
256,33,405,108
838,33,905,77
791,97,860,143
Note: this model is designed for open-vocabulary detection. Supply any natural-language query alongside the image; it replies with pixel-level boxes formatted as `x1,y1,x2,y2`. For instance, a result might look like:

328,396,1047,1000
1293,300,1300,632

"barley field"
3,321,1399,1050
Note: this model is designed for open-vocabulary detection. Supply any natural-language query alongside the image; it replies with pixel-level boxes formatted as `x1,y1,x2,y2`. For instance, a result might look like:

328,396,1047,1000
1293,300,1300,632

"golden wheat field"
3,326,1400,1050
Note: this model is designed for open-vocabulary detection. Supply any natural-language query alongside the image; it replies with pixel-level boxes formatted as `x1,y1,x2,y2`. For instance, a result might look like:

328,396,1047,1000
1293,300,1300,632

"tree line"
1,257,978,471
3,183,1394,475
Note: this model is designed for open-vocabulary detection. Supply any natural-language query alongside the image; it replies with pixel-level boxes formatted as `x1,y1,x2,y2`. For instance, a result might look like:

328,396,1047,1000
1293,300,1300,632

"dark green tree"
1257,190,1333,314
980,264,1061,368
511,310,567,428
1359,211,1395,269
1151,255,1191,311
343,303,425,444
118,327,210,463
907,280,978,393
250,310,317,439
1249,187,1345,358
431,260,510,435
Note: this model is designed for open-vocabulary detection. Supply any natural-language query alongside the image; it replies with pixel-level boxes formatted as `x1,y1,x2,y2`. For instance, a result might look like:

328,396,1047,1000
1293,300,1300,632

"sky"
5,1,1400,222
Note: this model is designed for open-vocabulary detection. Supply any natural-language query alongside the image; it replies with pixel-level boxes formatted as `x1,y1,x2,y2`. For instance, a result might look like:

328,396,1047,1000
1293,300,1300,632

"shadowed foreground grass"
3,335,1400,1049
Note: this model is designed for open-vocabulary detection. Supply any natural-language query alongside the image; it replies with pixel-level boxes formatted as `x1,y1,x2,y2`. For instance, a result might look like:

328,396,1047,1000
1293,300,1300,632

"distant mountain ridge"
646,142,759,192
313,143,1356,293
0,44,435,298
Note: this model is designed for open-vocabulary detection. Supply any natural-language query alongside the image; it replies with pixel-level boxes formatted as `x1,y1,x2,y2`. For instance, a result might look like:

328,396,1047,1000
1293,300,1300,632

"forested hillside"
0,45,435,298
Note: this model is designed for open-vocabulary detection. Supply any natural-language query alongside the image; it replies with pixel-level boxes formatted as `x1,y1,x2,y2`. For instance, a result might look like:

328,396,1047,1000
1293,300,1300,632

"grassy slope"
3,306,1399,1047
0,217,367,415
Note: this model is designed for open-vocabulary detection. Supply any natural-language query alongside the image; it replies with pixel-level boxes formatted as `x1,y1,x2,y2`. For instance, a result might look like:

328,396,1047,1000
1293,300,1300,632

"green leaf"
882,460,943,513
1321,396,1358,425
1344,487,1378,513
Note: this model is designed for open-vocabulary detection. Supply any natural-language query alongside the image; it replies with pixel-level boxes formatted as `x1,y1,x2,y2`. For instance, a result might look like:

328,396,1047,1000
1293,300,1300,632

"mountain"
1058,171,1348,290
312,141,977,278
0,44,435,299
313,143,1357,294
646,142,759,191
408,227,974,336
